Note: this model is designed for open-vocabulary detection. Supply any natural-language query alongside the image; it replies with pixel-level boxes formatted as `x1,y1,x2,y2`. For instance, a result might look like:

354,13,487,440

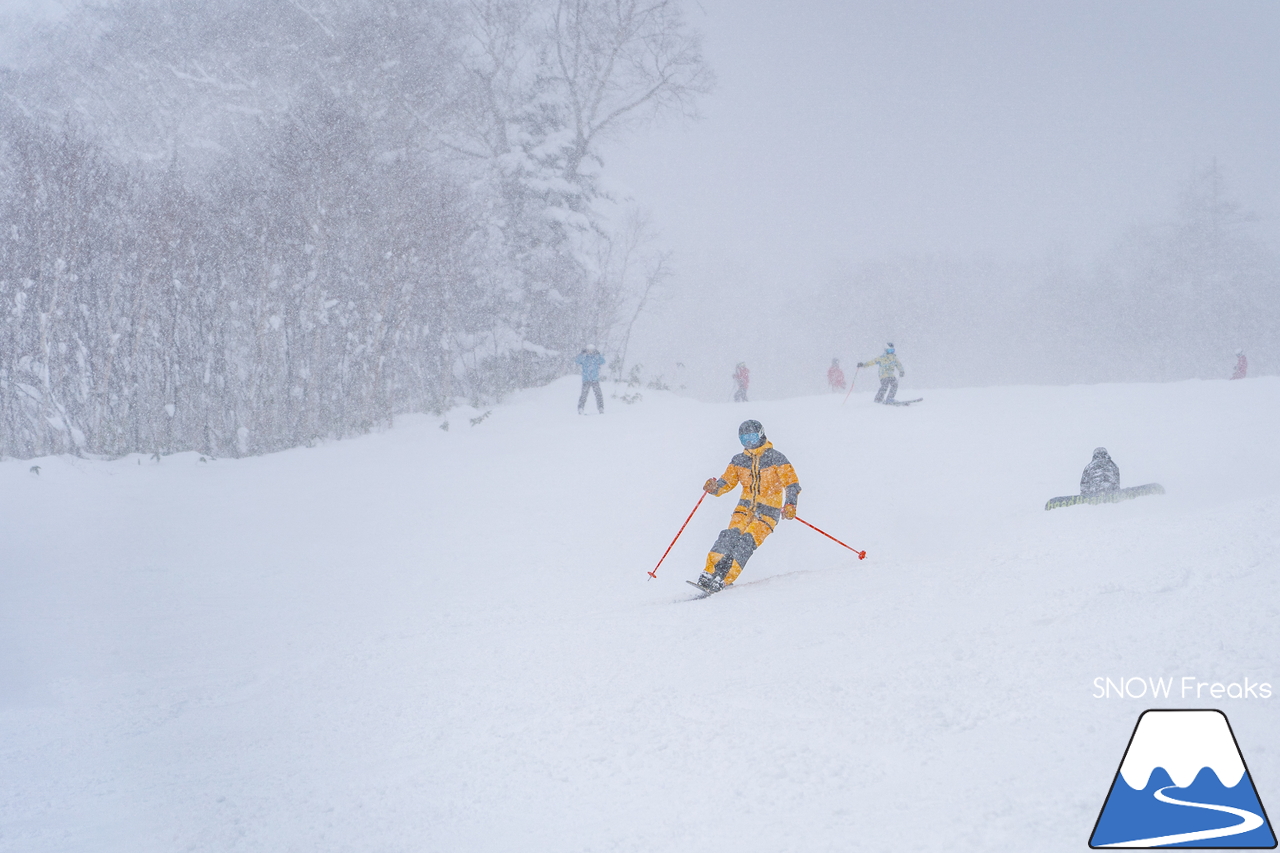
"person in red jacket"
733,362,750,402
1231,349,1247,380
827,358,845,392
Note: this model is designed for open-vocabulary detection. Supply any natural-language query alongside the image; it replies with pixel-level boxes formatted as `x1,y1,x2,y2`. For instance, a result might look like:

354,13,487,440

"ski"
1044,483,1165,511
885,398,923,406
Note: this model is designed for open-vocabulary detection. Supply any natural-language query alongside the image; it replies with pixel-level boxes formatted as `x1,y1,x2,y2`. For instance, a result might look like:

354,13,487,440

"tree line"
0,0,709,458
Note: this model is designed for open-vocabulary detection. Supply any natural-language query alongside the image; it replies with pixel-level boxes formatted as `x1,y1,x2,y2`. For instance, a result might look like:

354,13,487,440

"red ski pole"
648,491,707,579
794,516,866,560
841,365,861,406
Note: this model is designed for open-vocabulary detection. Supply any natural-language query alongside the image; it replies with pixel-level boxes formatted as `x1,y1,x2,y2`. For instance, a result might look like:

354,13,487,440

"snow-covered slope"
3,377,1278,852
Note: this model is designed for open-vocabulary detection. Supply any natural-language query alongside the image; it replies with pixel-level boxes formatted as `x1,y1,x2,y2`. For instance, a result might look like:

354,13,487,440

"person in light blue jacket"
574,345,606,414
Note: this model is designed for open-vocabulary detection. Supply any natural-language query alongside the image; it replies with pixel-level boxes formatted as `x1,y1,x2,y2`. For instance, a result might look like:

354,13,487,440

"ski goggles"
739,432,761,447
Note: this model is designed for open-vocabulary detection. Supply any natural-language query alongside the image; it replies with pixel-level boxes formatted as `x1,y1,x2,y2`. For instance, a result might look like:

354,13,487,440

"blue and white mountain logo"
1090,709,1276,848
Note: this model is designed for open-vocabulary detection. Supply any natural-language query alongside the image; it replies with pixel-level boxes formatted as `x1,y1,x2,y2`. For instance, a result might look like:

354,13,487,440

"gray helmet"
738,419,766,449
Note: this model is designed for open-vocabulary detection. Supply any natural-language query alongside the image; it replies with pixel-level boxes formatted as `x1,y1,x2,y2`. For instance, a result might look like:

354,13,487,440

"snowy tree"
1097,162,1276,381
0,0,710,458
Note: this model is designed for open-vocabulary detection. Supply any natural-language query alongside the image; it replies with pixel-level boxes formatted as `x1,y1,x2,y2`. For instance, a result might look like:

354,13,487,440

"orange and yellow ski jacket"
708,440,801,521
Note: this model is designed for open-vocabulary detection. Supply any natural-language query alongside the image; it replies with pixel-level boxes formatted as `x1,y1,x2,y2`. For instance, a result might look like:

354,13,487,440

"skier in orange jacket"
694,419,801,593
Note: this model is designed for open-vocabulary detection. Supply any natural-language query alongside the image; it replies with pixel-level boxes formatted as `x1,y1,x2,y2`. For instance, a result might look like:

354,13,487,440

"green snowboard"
1044,483,1165,511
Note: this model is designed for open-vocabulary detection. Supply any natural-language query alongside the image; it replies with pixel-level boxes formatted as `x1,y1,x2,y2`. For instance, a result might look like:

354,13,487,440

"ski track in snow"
2,376,1278,852
1100,785,1264,847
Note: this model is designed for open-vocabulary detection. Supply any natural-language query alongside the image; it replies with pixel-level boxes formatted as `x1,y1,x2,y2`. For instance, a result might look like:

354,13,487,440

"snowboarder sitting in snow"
827,357,846,392
1080,447,1120,496
575,345,605,414
696,420,801,593
858,343,905,404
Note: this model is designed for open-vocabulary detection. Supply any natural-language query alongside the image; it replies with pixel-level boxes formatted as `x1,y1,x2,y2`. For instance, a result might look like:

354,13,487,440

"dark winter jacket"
1080,449,1120,496
575,351,605,382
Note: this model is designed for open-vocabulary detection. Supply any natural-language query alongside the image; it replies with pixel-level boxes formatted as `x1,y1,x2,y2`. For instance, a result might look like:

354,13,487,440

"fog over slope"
608,1,1280,400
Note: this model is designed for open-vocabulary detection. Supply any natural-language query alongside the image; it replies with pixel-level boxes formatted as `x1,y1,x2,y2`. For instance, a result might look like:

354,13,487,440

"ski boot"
696,572,724,594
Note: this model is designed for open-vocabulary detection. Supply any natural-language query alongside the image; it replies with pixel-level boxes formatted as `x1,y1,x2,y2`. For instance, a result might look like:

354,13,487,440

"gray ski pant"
578,380,603,412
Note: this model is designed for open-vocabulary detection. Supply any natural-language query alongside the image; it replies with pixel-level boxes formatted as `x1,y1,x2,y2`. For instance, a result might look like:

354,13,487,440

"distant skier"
695,420,801,593
733,362,750,402
574,345,605,414
1080,447,1120,496
827,358,846,392
858,343,905,404
1231,349,1248,380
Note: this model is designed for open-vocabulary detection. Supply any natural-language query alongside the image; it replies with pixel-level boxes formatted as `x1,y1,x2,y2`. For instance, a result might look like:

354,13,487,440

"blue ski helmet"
886,342,895,354
738,419,765,449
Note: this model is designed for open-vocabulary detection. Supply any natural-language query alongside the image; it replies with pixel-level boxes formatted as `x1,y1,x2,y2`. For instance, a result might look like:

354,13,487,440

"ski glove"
704,478,720,493
856,362,865,368
782,504,796,520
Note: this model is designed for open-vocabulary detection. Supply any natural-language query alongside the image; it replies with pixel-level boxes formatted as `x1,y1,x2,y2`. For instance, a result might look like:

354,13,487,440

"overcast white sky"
5,0,1275,272
599,1,1280,391
605,0,1279,277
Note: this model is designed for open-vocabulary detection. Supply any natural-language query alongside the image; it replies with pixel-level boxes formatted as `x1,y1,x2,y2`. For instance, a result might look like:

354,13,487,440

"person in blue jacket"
574,345,606,414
